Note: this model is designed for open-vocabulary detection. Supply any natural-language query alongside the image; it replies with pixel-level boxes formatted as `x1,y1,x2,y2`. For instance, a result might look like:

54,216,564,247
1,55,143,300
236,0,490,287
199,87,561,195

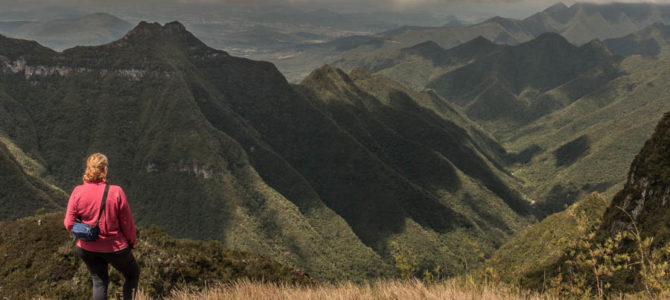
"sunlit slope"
505,56,670,213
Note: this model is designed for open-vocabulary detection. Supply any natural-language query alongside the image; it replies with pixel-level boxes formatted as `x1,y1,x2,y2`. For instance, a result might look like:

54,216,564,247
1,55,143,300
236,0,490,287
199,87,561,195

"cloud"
9,0,670,5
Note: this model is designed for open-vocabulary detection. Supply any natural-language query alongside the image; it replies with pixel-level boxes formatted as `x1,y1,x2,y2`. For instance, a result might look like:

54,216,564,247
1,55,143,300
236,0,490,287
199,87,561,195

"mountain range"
371,2,670,49
273,2,670,82
0,21,539,281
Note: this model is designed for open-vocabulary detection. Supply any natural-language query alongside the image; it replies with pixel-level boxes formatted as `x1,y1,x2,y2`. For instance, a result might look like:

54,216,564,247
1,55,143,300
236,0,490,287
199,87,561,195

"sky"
2,0,670,21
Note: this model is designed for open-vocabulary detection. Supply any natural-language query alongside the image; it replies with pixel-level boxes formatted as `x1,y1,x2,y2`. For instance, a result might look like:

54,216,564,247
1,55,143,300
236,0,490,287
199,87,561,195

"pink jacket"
64,181,136,252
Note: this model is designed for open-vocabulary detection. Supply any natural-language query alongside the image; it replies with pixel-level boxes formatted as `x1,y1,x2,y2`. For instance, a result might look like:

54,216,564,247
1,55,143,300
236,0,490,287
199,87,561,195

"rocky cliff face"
599,112,670,244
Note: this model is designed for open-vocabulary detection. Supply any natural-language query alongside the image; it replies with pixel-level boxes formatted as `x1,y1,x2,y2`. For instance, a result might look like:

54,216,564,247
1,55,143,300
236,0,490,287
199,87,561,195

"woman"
64,153,140,300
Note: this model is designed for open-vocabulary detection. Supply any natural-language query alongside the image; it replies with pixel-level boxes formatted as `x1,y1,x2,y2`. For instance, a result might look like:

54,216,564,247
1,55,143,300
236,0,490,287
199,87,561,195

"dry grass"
135,278,556,300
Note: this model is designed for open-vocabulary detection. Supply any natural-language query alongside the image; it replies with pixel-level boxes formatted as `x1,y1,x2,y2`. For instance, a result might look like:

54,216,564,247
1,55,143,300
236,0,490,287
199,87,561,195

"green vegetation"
333,37,503,91
0,212,310,299
3,7,670,298
535,207,670,299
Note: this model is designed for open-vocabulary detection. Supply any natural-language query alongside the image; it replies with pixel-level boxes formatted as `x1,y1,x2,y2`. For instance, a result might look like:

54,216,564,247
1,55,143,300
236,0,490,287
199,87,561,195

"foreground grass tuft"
136,278,555,300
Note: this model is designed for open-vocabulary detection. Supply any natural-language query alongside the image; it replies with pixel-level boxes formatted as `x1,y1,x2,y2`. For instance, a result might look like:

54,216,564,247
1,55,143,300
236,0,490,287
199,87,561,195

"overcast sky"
3,0,670,21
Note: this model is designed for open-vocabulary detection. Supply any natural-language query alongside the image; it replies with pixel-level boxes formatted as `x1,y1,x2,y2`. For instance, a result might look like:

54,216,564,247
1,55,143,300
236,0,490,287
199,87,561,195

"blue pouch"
72,221,100,241
72,184,109,242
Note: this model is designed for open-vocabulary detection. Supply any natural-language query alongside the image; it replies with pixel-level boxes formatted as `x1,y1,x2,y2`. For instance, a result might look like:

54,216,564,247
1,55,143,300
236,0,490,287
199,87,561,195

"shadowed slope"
294,65,535,272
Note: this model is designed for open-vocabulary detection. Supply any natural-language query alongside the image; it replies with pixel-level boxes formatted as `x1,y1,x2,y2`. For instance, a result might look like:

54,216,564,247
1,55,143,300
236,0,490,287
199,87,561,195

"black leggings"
77,246,140,300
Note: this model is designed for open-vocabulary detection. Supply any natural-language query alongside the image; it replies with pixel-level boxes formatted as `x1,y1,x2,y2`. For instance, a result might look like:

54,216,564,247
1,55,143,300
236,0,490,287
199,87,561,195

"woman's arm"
117,187,137,247
63,187,79,232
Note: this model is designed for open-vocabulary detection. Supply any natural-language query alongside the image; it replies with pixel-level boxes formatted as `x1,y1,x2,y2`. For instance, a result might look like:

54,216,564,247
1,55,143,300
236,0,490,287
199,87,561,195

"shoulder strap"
95,184,110,227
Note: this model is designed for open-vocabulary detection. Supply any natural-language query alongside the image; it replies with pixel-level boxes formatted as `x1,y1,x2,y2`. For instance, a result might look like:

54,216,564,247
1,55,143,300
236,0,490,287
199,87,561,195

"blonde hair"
82,153,108,182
